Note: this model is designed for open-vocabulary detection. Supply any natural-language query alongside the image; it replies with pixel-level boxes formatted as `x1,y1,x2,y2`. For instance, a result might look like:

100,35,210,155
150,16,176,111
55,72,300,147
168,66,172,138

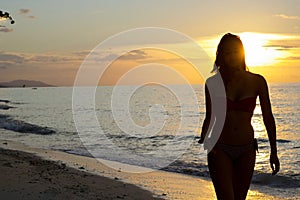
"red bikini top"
227,97,256,113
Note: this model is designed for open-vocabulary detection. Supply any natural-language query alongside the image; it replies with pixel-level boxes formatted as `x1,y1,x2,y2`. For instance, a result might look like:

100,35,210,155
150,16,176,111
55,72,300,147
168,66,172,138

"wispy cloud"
0,51,88,85
265,35,300,49
19,9,30,15
282,56,300,61
0,27,13,33
0,52,25,69
261,35,300,62
263,44,299,50
27,54,83,63
0,52,25,64
73,49,149,63
19,8,37,19
119,49,148,60
0,51,86,70
275,14,300,21
0,64,7,69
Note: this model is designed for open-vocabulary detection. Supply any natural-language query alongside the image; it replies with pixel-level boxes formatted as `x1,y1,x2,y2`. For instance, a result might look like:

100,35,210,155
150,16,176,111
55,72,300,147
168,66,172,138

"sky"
1,0,300,86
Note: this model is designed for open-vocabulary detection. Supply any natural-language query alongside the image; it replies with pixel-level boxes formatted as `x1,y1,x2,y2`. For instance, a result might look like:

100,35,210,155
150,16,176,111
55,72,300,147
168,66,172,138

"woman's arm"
198,84,212,144
258,75,280,175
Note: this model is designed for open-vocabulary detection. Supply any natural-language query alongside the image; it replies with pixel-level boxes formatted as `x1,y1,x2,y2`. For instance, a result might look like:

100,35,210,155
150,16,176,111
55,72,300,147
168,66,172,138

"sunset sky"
1,0,300,86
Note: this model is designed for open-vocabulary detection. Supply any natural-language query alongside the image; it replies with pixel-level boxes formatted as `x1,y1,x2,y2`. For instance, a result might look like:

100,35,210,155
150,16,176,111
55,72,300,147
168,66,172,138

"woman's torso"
216,71,260,145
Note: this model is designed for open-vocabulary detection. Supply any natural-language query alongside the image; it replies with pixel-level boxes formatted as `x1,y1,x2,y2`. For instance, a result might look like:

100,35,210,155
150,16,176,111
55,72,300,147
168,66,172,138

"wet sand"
0,140,288,200
0,147,162,200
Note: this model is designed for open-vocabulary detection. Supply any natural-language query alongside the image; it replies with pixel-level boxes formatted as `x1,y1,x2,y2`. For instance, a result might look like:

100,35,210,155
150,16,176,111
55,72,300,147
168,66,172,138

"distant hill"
0,80,55,88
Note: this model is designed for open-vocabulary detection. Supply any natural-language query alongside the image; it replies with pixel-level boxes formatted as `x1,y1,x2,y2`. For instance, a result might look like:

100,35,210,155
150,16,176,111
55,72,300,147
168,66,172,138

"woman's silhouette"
198,33,280,200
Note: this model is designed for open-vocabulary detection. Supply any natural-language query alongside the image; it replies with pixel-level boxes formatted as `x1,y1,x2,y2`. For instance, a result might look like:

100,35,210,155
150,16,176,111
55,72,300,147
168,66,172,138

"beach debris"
61,163,66,168
56,161,67,169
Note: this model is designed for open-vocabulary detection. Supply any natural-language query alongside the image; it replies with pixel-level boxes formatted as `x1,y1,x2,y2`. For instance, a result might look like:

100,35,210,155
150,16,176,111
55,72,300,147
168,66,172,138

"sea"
0,83,299,199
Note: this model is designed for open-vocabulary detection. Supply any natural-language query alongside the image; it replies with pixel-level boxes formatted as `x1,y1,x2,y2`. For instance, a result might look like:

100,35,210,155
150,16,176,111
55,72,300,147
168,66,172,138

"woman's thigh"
233,147,256,199
208,148,235,200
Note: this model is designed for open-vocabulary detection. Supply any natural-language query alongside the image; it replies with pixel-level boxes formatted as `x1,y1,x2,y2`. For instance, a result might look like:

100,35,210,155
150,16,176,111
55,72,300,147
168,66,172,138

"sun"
239,32,287,67
199,32,290,68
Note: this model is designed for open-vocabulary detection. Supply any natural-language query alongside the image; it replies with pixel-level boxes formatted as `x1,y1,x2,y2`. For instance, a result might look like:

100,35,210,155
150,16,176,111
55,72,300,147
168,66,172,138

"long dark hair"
211,33,247,73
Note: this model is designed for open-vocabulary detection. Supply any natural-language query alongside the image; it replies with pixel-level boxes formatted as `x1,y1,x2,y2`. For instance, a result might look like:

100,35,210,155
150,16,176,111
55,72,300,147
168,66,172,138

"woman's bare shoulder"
245,72,268,93
246,71,266,82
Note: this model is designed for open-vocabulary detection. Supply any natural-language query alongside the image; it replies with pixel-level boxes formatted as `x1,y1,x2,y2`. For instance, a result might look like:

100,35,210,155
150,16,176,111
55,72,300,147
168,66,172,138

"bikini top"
226,96,256,113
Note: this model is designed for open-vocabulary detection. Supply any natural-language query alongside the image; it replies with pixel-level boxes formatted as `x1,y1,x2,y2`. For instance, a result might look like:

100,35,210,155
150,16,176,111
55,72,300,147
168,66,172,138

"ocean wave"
0,105,14,110
106,133,196,141
0,99,13,110
277,139,292,143
0,99,27,105
163,160,300,189
162,160,210,177
59,139,300,189
106,133,176,141
0,99,10,103
59,148,93,158
0,114,55,135
257,138,291,144
252,172,300,188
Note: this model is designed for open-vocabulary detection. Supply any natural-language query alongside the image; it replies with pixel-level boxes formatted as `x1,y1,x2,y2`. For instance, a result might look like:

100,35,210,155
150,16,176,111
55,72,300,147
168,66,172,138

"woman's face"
222,40,244,70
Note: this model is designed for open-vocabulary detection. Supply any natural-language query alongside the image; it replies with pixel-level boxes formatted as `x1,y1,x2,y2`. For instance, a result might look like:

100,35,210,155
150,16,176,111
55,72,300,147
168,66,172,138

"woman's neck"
219,67,245,88
220,66,243,74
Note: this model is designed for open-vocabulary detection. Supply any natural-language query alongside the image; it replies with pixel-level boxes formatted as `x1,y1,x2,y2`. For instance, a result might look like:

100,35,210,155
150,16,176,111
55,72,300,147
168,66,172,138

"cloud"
72,50,93,58
280,56,300,61
120,49,148,60
0,51,85,86
27,54,82,63
0,61,15,69
19,8,37,19
74,49,149,63
0,27,13,33
19,9,31,15
100,49,148,62
0,52,25,64
263,35,300,51
0,51,84,70
275,14,300,21
0,52,26,69
27,15,36,19
0,63,8,69
263,44,298,50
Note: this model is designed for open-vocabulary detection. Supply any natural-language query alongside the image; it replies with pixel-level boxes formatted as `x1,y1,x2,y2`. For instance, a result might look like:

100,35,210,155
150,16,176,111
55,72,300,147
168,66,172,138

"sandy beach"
0,140,291,200
0,146,161,200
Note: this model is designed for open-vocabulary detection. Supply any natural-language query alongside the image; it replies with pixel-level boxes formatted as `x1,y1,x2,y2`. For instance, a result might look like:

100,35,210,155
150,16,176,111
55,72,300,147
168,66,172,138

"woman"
198,33,280,200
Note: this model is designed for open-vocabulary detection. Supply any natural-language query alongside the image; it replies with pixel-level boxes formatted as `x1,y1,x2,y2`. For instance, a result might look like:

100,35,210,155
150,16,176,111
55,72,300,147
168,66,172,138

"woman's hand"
270,153,280,175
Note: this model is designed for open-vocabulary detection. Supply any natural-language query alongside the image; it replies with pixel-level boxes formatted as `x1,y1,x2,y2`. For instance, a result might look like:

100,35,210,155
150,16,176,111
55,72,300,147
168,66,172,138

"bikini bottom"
214,139,258,161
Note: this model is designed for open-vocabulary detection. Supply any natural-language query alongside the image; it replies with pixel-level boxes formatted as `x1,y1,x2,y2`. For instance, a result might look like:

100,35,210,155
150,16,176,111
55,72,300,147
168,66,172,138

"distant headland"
0,80,55,88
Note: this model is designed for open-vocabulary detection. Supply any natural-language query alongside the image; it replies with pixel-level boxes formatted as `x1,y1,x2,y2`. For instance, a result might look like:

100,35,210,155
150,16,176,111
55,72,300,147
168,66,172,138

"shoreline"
0,140,293,200
0,144,162,200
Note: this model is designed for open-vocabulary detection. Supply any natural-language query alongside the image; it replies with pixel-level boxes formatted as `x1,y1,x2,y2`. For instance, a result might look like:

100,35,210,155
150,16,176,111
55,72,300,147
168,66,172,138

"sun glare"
200,32,291,68
239,32,289,67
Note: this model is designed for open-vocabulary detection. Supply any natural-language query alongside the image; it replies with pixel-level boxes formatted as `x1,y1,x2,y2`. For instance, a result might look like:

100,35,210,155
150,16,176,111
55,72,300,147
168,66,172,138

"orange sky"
1,1,300,85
